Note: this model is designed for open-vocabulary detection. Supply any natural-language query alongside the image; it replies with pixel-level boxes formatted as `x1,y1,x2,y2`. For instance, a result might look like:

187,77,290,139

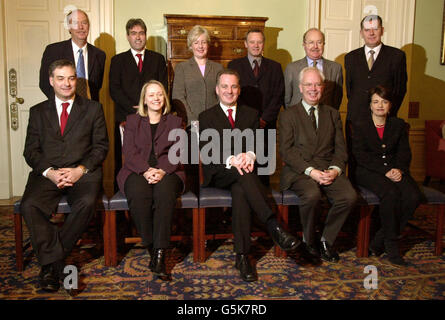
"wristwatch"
79,165,89,175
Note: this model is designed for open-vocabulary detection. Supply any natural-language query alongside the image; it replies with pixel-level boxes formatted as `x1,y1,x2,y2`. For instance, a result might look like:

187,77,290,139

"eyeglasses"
304,41,324,46
302,83,323,88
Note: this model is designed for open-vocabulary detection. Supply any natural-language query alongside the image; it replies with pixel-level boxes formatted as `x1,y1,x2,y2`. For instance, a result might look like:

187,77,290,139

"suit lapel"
44,98,62,135
297,103,317,141
316,105,329,144
371,44,385,71
154,115,168,141
87,43,96,78
126,49,139,73
62,95,85,136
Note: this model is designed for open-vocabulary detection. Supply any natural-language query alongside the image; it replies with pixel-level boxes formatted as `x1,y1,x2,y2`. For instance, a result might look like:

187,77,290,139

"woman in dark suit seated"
117,80,185,278
172,25,223,127
351,85,422,266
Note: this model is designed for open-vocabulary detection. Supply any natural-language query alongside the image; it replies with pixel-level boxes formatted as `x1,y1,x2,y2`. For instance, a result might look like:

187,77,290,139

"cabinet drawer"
169,25,235,40
169,40,246,60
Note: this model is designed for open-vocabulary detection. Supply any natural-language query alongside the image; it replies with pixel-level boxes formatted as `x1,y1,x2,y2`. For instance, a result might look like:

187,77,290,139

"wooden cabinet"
164,14,268,90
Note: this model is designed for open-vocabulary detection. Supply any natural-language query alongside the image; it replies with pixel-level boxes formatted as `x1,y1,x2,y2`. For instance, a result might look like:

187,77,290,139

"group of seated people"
20,11,423,293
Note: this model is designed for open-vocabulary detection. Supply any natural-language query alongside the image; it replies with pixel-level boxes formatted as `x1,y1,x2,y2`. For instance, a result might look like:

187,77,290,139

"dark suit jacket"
39,39,106,102
228,56,284,124
172,58,223,126
284,57,343,109
23,95,109,182
198,104,260,187
109,49,168,123
279,102,348,190
351,116,411,176
345,44,407,122
117,113,185,193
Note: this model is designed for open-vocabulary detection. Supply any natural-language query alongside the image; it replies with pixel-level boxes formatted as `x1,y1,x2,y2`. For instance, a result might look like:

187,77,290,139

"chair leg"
276,205,289,258
14,213,24,272
103,210,117,266
435,204,445,256
198,208,206,262
357,206,372,258
192,208,200,262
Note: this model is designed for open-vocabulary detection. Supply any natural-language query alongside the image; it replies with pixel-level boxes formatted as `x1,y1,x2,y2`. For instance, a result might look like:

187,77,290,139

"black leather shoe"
39,264,60,292
150,248,168,278
235,254,257,282
369,245,385,257
319,241,340,263
268,222,301,252
299,243,321,264
387,255,408,266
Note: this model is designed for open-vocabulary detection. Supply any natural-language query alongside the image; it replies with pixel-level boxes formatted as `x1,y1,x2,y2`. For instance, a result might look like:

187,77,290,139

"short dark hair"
126,18,147,35
368,85,393,104
48,59,76,77
245,29,265,42
360,15,383,29
216,69,240,85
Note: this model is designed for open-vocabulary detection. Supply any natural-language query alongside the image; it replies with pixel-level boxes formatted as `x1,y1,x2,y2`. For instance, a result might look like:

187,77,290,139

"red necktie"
253,60,259,77
60,102,69,135
227,108,235,128
136,53,143,73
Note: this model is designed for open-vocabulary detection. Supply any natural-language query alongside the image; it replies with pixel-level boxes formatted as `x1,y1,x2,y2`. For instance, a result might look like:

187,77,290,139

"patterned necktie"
227,108,235,128
309,106,317,131
76,48,88,98
313,60,318,68
136,53,143,73
253,60,259,78
368,50,375,70
60,102,69,135
77,49,86,78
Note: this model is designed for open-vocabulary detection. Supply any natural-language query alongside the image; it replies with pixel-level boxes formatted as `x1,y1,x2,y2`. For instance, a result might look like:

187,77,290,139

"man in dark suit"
345,15,407,123
21,59,109,292
228,29,284,185
199,69,300,282
279,67,357,263
284,28,343,110
109,18,168,188
39,9,106,102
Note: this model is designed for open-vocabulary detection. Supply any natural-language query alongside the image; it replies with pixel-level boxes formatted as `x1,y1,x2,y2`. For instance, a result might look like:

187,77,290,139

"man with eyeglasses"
279,67,357,264
284,28,343,109
39,9,106,102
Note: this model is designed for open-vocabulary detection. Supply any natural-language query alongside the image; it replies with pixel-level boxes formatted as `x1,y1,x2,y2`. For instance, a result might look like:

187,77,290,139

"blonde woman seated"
172,25,223,126
351,85,422,266
117,80,185,278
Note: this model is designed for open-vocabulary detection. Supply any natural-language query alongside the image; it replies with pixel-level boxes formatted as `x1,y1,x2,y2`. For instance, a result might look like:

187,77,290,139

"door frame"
0,0,114,199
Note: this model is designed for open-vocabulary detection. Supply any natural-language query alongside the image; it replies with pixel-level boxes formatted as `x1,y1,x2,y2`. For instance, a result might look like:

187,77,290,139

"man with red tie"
199,69,300,282
109,18,168,189
20,59,109,292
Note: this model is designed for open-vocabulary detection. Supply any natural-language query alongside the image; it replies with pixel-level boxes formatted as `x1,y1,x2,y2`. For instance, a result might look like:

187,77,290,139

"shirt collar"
365,43,382,56
131,48,145,57
55,96,74,108
219,102,237,113
301,99,318,113
71,40,87,53
247,54,262,67
306,56,323,67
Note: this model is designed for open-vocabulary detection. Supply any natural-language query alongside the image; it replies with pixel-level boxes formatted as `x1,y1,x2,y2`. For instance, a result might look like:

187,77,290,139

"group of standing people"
20,9,422,293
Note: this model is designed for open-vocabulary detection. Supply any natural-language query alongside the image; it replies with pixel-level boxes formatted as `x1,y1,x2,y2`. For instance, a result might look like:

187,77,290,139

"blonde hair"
187,25,210,49
137,80,171,117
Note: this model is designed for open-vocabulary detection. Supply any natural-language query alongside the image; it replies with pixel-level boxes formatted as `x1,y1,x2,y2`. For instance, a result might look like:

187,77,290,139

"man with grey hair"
39,9,106,102
284,28,343,109
345,15,407,123
109,18,168,187
279,67,356,263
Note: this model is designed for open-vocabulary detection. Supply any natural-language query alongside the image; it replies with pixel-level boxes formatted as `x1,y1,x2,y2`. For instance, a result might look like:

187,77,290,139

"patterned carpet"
1,205,444,300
